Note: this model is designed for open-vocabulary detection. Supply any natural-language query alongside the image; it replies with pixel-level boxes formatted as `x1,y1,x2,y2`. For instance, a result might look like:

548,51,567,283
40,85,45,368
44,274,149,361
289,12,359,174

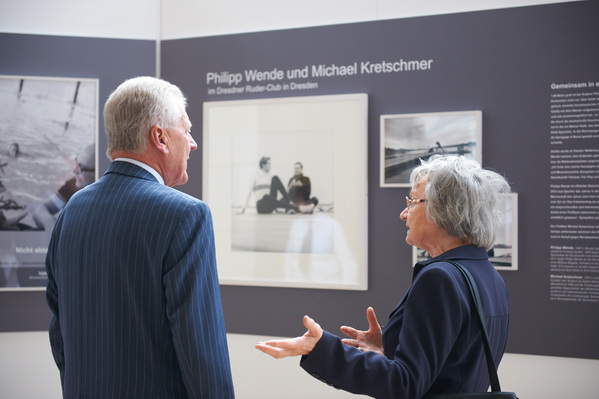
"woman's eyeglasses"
405,196,427,210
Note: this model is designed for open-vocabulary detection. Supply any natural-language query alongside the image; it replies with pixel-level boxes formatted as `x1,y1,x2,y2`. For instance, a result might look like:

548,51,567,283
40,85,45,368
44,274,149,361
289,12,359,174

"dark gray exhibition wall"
162,1,599,359
0,33,155,331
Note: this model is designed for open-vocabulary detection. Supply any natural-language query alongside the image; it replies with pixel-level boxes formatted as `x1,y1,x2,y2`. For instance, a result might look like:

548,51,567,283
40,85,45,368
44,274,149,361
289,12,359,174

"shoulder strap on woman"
433,260,501,392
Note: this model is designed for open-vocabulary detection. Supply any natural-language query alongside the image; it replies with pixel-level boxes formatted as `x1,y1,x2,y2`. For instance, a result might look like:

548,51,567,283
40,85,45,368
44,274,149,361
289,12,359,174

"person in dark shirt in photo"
287,161,318,214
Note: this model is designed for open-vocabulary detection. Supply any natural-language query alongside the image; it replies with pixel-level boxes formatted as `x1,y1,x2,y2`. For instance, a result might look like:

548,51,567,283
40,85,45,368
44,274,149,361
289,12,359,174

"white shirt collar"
113,157,165,185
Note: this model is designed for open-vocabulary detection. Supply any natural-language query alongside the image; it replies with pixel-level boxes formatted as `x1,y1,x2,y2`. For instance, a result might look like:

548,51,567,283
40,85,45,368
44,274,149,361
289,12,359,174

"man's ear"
149,125,169,154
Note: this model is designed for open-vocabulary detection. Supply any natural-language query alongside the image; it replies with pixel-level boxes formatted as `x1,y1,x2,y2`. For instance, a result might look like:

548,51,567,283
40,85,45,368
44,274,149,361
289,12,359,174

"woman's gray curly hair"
410,154,511,250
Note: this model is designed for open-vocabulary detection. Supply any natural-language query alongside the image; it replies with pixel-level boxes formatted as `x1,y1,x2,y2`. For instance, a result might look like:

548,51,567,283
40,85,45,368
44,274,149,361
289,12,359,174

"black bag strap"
435,260,502,392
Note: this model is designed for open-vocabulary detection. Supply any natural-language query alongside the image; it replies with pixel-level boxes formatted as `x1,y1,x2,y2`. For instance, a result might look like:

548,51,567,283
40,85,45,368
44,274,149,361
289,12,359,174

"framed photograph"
380,111,482,187
490,193,518,271
412,193,518,271
203,94,368,290
0,75,99,290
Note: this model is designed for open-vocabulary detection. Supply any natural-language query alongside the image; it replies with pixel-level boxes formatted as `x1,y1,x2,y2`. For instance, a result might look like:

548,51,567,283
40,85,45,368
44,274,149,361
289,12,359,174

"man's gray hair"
410,154,511,250
104,76,187,159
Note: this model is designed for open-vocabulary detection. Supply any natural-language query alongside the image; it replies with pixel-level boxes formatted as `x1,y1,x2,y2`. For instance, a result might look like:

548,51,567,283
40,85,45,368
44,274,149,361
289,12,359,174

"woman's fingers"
340,325,359,338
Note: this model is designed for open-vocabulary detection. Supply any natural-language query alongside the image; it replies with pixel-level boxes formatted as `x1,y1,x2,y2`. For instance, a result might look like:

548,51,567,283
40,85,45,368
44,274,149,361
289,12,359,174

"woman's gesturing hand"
255,315,324,359
340,307,384,356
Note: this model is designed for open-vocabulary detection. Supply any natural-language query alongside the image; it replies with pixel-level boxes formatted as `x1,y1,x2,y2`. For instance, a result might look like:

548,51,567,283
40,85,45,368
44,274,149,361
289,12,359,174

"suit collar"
413,244,487,277
104,160,160,183
388,245,488,320
112,158,164,184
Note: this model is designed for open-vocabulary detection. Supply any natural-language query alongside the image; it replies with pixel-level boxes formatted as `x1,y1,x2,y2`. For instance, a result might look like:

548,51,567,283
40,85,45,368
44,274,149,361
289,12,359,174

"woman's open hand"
340,307,384,355
255,315,323,359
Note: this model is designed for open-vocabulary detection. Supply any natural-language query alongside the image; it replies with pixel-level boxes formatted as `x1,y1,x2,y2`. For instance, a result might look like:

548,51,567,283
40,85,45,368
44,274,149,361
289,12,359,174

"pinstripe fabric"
46,161,235,398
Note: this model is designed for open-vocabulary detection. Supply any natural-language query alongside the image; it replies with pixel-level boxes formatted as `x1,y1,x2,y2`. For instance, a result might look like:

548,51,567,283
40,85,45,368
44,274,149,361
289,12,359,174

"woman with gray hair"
257,154,511,398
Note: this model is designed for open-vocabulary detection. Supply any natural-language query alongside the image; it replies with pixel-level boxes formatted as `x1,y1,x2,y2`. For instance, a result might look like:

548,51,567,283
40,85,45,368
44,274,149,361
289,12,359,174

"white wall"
2,0,597,398
0,0,161,40
0,0,579,40
160,0,580,39
2,331,599,399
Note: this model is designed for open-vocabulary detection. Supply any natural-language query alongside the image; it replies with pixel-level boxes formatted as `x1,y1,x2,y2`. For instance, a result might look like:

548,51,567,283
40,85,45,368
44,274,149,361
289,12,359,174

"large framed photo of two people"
203,94,368,290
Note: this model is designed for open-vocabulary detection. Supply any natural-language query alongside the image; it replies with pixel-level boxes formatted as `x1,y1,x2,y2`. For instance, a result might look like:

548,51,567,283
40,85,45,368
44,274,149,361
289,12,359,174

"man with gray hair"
46,76,235,398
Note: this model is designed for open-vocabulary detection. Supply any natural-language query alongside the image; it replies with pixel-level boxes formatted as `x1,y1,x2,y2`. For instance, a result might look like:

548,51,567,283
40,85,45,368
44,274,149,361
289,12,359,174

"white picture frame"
381,111,482,187
203,94,369,290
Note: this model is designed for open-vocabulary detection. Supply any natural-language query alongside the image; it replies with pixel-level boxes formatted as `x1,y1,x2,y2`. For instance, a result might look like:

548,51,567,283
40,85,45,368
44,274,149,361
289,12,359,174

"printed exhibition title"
205,59,434,95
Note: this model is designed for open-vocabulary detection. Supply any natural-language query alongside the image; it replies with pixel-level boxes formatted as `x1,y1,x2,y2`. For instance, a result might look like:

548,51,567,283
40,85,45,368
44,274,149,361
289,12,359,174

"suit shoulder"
413,263,464,292
118,181,209,215
418,262,458,277
165,187,206,206
158,187,212,216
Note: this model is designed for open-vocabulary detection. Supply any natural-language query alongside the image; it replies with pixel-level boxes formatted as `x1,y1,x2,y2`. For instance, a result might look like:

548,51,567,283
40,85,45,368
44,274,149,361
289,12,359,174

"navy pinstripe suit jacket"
46,161,234,398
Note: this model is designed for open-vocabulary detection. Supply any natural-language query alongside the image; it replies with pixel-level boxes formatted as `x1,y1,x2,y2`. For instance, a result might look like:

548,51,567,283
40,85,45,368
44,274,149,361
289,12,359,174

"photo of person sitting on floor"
241,156,296,214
